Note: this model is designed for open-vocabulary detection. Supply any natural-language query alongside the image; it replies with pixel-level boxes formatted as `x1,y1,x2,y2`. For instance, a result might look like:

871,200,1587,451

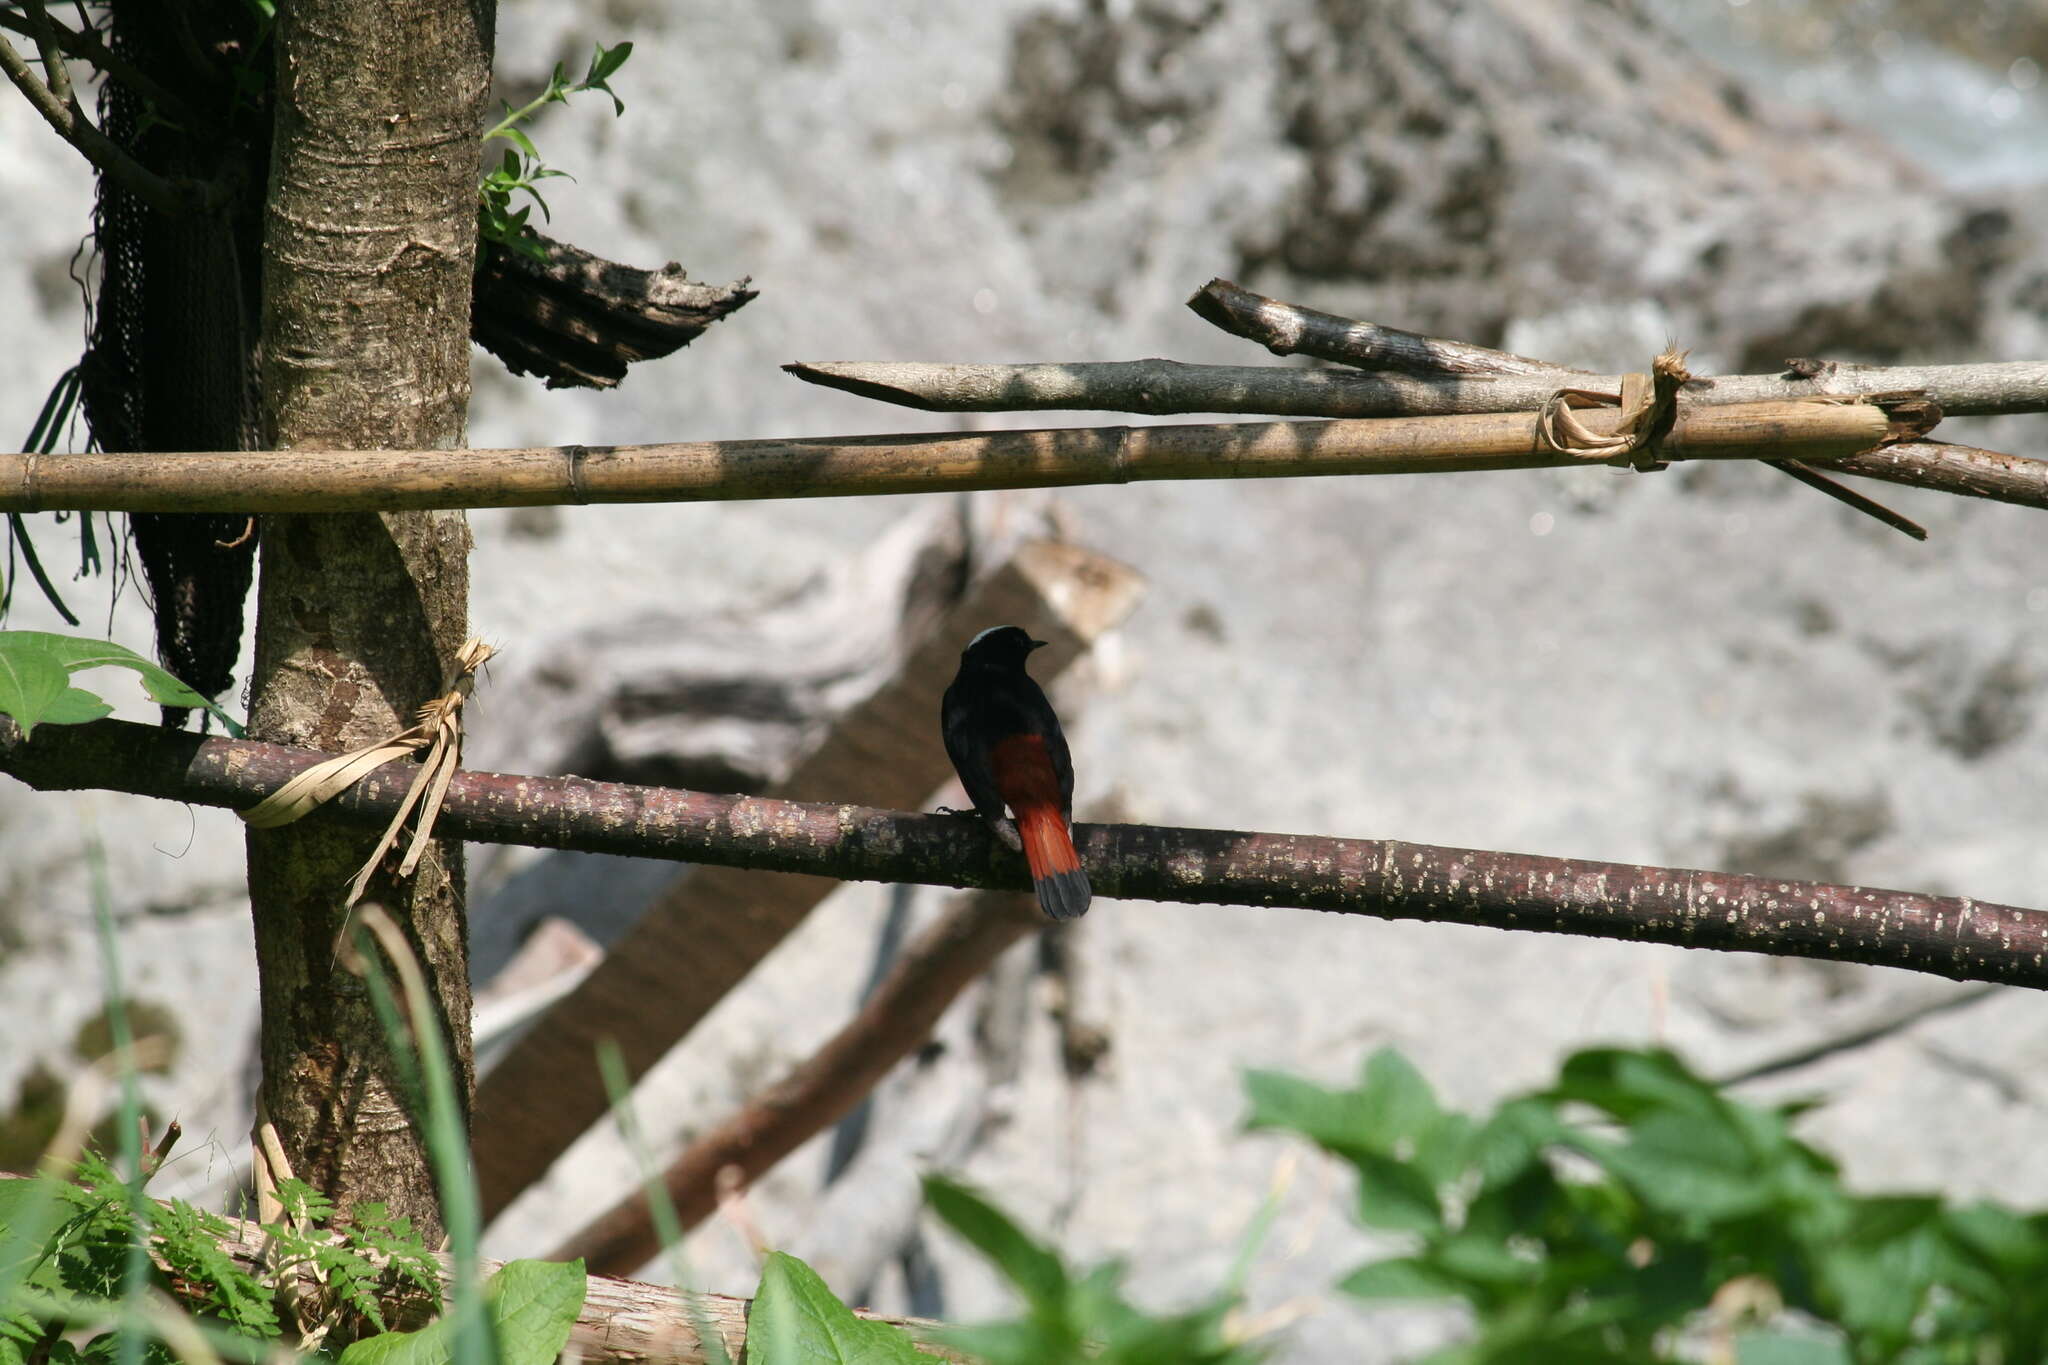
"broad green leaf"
1350,1151,1442,1233
478,1259,584,1365
335,1309,454,1365
935,1320,1070,1365
338,1258,584,1365
746,1251,924,1365
1339,1256,1469,1301
1547,1047,1722,1122
1816,1229,1945,1346
1944,1201,2044,1272
1243,1070,1379,1153
0,1175,75,1300
1358,1047,1441,1140
1841,1194,1943,1244
1569,1112,1773,1223
1735,1330,1853,1365
588,40,633,84
0,632,242,735
1431,1233,1542,1289
923,1176,1067,1308
0,644,73,737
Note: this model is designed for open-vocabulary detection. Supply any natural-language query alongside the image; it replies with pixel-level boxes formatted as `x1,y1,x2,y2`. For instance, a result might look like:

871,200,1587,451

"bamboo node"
238,638,496,906
563,444,591,504
1108,425,1135,484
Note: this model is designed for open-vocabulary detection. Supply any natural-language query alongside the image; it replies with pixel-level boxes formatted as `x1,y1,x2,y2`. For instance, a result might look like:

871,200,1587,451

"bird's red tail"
992,733,1092,920
1016,802,1090,921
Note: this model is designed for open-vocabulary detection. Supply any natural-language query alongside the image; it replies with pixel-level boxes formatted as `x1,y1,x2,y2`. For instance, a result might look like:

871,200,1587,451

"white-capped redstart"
941,625,1091,920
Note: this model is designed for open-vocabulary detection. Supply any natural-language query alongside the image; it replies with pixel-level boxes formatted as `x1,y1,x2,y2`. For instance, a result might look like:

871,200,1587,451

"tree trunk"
245,0,491,1241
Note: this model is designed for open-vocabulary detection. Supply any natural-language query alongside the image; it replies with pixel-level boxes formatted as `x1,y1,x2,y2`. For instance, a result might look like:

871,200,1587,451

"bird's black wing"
944,671,1075,820
941,676,1008,821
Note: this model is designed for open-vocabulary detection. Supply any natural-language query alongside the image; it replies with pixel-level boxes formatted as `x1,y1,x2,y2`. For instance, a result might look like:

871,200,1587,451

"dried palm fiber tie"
239,638,496,905
1534,348,1692,471
1535,349,1929,538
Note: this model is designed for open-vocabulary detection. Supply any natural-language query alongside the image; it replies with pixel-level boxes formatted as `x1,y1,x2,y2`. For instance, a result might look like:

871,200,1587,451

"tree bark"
246,0,489,1241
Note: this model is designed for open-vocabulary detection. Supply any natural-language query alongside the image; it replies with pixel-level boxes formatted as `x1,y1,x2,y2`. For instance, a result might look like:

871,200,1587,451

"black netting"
78,3,268,728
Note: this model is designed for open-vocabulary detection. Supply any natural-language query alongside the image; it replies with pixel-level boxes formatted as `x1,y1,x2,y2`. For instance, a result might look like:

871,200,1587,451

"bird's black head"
960,624,1045,670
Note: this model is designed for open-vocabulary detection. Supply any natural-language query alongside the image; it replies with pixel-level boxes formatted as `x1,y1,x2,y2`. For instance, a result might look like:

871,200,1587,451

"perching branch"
553,890,1043,1276
5,716,2043,990
0,400,1907,513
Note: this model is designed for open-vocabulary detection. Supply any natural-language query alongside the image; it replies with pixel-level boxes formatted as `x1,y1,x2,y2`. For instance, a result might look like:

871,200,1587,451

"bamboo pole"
0,401,1896,513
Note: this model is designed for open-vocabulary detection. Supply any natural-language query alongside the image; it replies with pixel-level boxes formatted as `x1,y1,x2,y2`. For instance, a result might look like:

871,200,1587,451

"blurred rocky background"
5,0,2048,1358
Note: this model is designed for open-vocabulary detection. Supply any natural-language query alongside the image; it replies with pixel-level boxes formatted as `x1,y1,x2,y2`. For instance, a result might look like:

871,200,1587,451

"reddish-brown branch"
4,716,2042,988
553,890,1041,1275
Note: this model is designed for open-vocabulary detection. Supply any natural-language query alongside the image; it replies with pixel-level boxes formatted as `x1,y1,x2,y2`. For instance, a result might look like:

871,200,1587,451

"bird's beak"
1028,638,1048,650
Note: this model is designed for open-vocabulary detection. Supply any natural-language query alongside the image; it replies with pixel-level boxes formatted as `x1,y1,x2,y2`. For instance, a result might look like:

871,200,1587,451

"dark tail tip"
1034,867,1092,921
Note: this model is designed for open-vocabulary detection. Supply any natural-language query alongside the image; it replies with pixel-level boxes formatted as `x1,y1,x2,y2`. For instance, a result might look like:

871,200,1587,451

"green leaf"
0,643,76,737
1569,1112,1774,1223
0,632,242,735
482,1259,585,1365
499,126,539,160
1431,1233,1542,1289
0,1175,74,1300
1243,1069,1378,1152
1943,1201,2047,1274
1734,1330,1853,1365
923,1176,1068,1309
1338,1256,1469,1302
339,1259,584,1365
587,41,633,86
1546,1047,1721,1123
746,1252,924,1365
1350,1151,1442,1233
1358,1048,1440,1138
274,1177,334,1225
